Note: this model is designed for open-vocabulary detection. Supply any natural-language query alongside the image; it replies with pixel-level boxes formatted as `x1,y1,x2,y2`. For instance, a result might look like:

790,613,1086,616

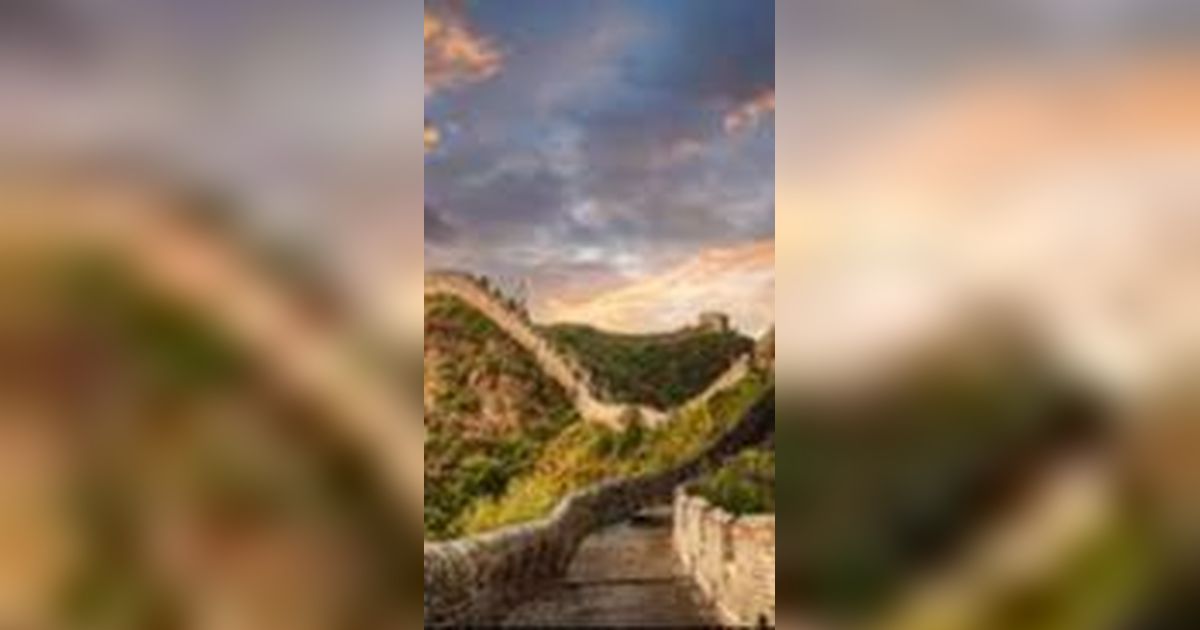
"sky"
424,0,775,334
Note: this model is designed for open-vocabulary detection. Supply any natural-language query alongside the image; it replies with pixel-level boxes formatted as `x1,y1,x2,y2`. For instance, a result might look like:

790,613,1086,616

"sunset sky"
424,0,775,334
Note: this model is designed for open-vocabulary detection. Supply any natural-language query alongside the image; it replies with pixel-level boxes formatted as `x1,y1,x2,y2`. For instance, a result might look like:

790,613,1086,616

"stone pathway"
503,508,721,627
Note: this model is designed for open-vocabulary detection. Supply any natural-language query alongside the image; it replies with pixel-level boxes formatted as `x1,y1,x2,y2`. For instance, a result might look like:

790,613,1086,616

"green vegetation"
460,371,768,534
424,295,579,539
692,447,775,515
542,323,754,409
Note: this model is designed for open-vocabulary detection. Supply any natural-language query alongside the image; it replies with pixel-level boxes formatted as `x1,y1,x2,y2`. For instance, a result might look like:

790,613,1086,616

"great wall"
424,270,758,430
423,389,775,626
674,487,776,626
422,273,776,625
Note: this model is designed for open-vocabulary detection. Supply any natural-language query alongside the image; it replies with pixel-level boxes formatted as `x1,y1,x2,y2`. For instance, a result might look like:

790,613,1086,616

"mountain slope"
424,294,579,539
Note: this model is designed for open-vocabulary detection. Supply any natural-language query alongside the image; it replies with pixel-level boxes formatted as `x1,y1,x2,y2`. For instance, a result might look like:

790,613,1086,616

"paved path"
503,508,720,627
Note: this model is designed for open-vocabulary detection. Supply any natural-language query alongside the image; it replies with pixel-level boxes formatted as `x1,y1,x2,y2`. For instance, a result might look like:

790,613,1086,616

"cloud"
424,204,457,244
725,89,775,134
424,4,503,96
424,120,441,153
424,1,776,318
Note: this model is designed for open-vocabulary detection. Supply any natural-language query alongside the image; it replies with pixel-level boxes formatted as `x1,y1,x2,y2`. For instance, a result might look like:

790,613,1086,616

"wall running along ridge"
423,390,775,626
674,488,776,627
424,271,755,429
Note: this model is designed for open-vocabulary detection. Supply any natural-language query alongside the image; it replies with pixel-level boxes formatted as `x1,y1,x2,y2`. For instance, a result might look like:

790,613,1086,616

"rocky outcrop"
674,489,776,627
423,390,775,626
424,271,756,429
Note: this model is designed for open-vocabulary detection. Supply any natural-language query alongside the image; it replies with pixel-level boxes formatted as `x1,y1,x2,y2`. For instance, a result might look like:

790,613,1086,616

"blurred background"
776,0,1200,628
2,0,425,627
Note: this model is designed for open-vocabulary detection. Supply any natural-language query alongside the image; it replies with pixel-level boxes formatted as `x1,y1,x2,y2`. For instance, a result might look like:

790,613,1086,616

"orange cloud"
424,7,503,96
541,240,775,335
724,89,775,134
424,121,441,153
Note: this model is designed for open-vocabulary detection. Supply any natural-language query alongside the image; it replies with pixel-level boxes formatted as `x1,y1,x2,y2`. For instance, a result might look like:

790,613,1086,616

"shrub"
692,448,775,515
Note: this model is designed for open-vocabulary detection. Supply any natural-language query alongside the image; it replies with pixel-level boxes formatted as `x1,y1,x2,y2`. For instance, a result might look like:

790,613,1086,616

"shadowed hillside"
541,322,755,410
424,295,579,539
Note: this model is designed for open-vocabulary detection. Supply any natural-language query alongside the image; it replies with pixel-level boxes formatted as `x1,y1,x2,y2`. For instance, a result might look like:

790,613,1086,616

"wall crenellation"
673,488,776,627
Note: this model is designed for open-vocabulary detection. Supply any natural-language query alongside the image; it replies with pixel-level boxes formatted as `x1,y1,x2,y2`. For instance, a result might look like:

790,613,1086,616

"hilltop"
540,317,754,410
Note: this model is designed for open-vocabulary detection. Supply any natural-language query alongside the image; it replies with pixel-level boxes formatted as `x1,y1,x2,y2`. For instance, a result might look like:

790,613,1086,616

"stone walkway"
503,508,721,627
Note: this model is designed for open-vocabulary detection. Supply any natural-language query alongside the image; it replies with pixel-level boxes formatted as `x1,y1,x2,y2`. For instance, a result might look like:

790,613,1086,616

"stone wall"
674,489,776,627
424,271,755,429
423,390,775,626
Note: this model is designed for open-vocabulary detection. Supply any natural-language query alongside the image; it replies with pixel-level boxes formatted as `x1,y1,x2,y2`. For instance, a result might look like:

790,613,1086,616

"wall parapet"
674,488,776,627
423,390,775,626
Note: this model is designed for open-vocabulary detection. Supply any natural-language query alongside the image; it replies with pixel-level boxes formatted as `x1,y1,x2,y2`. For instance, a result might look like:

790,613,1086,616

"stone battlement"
674,488,776,627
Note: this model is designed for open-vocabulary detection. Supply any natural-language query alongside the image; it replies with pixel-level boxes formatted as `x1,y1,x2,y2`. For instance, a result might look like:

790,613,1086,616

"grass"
542,323,754,409
458,370,769,534
692,447,775,516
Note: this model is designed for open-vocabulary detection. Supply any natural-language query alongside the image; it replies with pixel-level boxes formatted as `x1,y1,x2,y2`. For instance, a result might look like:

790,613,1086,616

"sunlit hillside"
423,294,579,539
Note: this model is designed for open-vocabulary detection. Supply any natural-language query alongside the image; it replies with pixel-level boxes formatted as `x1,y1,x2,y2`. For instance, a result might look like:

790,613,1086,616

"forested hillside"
542,323,754,410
